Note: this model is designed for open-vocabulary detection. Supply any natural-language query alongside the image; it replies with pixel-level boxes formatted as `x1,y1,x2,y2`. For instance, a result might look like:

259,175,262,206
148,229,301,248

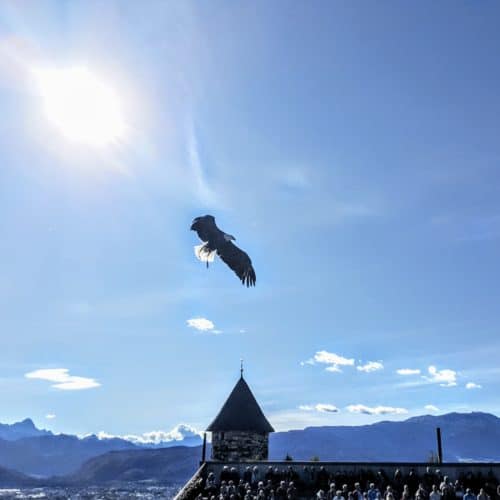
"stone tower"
207,371,274,461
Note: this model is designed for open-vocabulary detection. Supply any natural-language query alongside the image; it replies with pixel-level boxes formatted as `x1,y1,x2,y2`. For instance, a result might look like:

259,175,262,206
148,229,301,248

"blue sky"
1,1,500,438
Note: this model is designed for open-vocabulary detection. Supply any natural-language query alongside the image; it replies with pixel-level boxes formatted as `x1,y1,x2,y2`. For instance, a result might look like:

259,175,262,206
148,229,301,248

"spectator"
287,481,298,500
476,489,489,500
333,490,346,500
354,483,364,500
430,485,442,500
463,488,476,500
401,485,412,500
276,481,287,500
368,483,381,500
327,483,337,500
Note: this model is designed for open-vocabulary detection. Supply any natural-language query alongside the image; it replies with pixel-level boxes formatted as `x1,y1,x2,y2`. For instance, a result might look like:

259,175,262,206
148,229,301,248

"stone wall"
205,461,500,481
212,431,269,461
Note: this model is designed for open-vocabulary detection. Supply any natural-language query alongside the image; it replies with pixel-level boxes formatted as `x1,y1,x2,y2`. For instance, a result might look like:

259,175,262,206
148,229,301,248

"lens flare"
33,66,126,146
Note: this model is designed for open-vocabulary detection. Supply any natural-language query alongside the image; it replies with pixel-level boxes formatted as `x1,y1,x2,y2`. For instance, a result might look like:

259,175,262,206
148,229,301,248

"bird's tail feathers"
194,243,216,264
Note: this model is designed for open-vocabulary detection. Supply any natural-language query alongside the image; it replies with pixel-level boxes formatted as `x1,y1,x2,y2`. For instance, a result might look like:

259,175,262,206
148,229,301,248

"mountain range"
0,412,498,486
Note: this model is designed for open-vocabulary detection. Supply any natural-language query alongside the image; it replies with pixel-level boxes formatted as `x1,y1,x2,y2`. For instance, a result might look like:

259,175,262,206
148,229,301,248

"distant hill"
0,464,38,488
0,433,138,477
270,412,500,462
0,418,52,441
0,419,202,477
63,446,202,485
0,412,498,485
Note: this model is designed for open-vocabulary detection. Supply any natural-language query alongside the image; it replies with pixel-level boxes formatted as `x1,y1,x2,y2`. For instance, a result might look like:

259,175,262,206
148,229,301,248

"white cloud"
298,404,339,413
94,424,202,445
346,404,408,415
423,365,457,387
187,317,216,332
357,361,384,373
465,382,482,390
315,404,339,413
45,413,56,419
25,368,100,391
424,405,440,412
396,368,421,375
303,350,354,373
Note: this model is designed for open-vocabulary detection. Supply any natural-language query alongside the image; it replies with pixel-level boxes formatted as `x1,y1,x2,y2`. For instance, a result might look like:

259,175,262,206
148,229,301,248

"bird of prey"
190,215,256,287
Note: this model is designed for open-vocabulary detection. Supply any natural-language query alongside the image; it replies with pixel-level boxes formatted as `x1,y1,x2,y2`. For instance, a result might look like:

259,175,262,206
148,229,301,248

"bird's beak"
190,217,200,230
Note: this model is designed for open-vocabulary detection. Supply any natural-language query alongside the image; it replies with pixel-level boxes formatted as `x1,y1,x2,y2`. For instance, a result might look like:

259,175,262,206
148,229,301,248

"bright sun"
34,66,126,146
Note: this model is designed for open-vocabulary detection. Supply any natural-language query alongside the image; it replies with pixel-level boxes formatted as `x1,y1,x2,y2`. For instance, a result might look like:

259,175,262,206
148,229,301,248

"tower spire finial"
240,358,244,378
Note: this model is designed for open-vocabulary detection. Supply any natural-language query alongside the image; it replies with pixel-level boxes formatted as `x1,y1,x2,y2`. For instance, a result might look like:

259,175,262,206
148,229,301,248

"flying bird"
190,215,256,287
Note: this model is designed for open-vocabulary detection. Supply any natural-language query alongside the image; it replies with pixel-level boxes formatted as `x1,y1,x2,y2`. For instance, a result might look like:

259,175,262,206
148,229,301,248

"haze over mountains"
0,412,498,486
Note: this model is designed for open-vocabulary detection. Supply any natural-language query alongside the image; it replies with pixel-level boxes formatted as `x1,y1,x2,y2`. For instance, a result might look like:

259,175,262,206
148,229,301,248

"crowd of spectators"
194,465,500,500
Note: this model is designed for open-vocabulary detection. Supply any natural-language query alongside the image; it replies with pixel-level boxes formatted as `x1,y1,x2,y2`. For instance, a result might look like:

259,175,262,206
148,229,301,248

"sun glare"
33,66,126,146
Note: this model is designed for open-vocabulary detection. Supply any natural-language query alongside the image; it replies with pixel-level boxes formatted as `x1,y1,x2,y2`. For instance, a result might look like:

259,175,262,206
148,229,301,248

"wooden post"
436,427,443,464
201,432,207,464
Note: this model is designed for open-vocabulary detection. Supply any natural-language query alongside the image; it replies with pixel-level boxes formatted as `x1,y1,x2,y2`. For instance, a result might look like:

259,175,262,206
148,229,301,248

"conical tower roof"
207,375,274,433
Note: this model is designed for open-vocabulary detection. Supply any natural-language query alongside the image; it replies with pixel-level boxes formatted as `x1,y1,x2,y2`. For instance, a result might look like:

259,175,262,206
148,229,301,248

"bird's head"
190,214,215,230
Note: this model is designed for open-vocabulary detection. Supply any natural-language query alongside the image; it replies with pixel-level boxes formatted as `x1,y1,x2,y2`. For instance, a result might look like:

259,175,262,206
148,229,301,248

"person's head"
370,484,375,490
479,489,485,495
432,485,437,492
289,482,295,488
336,491,343,497
330,483,336,490
280,481,286,487
466,489,471,494
355,483,360,489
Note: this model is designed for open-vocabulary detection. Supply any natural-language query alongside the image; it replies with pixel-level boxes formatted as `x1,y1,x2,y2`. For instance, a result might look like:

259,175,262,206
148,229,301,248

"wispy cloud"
187,120,217,206
187,317,218,333
299,404,339,413
396,368,421,375
465,382,482,390
45,413,56,419
424,405,440,412
346,404,408,415
423,365,457,387
301,350,355,373
25,368,100,391
298,405,314,411
316,404,339,413
357,361,384,373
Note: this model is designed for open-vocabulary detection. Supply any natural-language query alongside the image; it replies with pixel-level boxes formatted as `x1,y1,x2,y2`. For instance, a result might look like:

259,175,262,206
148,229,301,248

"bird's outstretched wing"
217,241,256,287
